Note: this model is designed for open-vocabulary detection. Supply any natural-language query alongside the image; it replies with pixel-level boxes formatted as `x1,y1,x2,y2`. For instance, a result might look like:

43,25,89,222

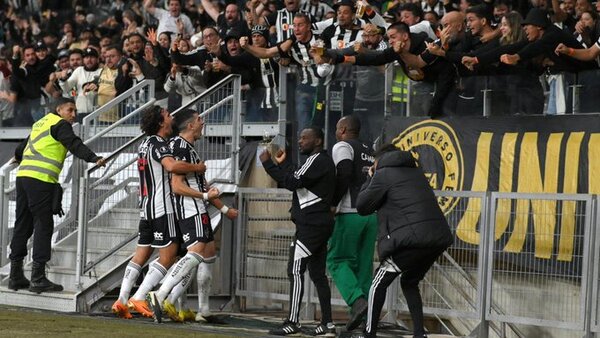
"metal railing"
234,188,599,337
81,80,155,141
383,67,600,117
75,75,243,287
0,81,154,271
0,161,18,267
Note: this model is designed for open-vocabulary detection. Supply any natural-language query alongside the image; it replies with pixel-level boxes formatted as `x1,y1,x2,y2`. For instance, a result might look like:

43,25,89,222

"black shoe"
269,321,302,336
8,260,30,291
309,322,336,336
28,262,63,294
346,297,368,331
146,291,162,323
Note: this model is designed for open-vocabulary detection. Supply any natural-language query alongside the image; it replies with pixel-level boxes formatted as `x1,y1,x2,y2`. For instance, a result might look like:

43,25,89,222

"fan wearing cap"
202,29,236,86
33,41,58,90
207,25,280,122
45,49,73,100
56,49,71,72
57,47,102,116
498,8,596,72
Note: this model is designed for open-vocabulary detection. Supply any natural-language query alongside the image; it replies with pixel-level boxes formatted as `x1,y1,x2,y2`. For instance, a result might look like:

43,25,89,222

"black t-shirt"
10,71,43,100
216,14,251,39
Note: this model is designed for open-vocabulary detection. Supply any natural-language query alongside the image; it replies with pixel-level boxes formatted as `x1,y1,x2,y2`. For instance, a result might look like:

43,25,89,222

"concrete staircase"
0,199,140,312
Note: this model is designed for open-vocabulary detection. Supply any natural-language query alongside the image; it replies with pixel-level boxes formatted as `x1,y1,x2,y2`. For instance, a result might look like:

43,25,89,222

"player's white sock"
118,261,141,304
168,266,198,307
132,260,168,301
197,257,215,316
156,252,203,303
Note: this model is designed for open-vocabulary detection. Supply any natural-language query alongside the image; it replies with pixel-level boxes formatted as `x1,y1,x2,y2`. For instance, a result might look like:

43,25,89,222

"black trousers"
286,223,333,325
10,177,55,263
365,246,447,338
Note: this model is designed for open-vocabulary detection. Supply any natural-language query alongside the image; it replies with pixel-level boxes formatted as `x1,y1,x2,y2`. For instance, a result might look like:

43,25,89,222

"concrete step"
51,245,132,272
0,287,77,312
88,208,139,230
107,208,140,229
85,227,137,250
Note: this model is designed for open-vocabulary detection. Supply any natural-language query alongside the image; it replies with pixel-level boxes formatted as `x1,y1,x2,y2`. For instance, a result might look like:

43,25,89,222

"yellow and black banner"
386,116,600,269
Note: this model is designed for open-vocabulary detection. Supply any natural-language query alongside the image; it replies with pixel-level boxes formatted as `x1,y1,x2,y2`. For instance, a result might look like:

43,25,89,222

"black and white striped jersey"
169,136,208,220
320,23,363,50
265,9,323,43
259,58,279,108
138,135,175,220
265,9,300,43
284,34,333,86
300,0,334,22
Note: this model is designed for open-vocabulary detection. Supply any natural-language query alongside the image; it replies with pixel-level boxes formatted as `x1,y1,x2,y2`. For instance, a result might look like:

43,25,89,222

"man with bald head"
439,11,466,50
327,115,377,331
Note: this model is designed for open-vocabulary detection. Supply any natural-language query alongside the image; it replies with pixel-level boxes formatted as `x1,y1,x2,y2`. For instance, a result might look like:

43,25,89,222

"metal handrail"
0,161,18,266
76,74,243,285
82,79,155,126
84,99,156,145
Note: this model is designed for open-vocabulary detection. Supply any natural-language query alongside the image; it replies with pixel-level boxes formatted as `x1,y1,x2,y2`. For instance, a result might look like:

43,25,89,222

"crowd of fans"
0,0,599,134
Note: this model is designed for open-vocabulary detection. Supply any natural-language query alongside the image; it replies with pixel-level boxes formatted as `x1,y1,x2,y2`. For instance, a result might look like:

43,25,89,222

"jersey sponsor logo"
392,120,464,214
360,152,375,163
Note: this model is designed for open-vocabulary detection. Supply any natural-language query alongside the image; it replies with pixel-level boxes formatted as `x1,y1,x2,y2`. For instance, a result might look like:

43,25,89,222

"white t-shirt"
152,8,194,38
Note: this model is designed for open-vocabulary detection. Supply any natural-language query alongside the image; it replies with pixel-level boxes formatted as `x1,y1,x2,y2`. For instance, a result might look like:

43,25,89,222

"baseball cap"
57,49,70,59
35,41,47,51
225,29,240,42
251,25,269,39
521,8,551,28
82,47,99,58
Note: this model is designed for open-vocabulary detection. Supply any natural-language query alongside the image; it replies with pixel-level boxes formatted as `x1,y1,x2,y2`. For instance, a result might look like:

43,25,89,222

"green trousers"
327,212,378,307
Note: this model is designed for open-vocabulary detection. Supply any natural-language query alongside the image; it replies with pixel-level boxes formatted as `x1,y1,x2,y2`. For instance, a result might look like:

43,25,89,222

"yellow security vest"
17,113,68,184
392,65,409,103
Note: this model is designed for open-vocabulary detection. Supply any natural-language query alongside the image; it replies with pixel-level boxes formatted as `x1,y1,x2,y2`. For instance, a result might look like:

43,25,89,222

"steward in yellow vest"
9,97,105,294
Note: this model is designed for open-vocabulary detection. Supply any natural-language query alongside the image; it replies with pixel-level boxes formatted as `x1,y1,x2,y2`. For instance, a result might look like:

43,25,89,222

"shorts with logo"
137,213,178,248
178,213,213,248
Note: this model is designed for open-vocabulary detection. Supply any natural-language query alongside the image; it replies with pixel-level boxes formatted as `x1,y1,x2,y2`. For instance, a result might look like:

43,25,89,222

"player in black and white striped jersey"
112,106,207,320
146,109,238,324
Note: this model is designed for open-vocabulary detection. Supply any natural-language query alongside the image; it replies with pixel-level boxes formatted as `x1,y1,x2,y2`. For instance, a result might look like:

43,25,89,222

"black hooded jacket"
356,150,453,260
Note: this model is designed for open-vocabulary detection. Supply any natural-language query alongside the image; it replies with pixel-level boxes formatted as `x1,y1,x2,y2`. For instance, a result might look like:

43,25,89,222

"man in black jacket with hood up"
354,144,453,338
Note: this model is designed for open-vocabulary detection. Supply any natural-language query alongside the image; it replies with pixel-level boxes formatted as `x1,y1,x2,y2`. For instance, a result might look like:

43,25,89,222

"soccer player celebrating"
147,109,238,323
111,106,211,319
